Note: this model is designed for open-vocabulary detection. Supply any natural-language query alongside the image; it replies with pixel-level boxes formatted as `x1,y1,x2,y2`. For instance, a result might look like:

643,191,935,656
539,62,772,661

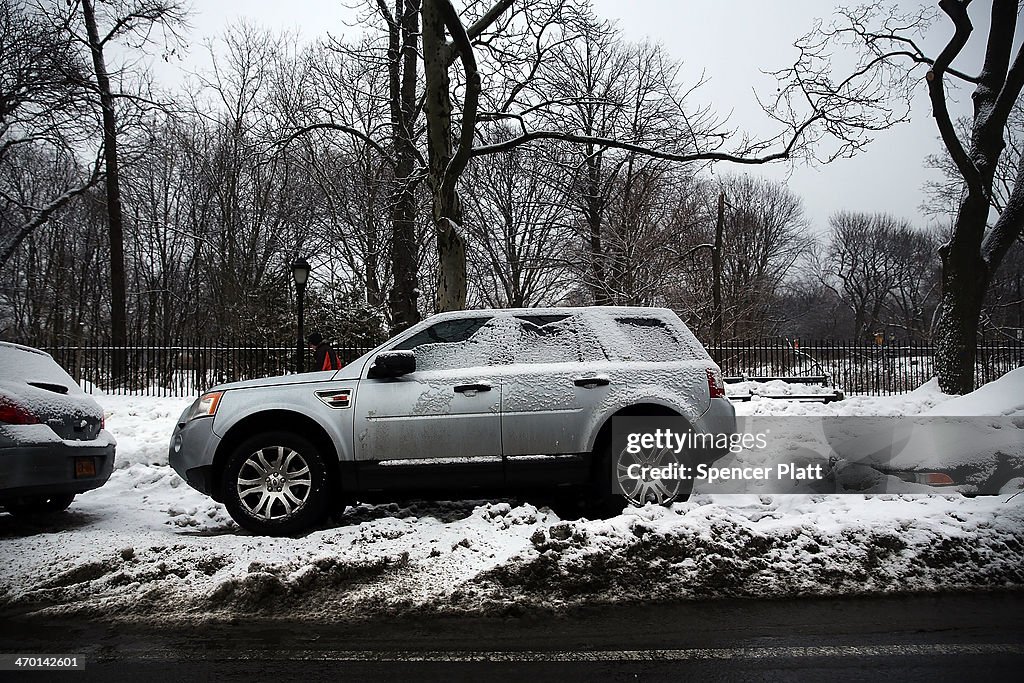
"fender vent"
315,388,352,409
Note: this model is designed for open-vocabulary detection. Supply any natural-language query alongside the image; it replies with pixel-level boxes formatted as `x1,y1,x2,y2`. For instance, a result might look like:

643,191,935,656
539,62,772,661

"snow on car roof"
0,340,52,357
420,305,680,322
0,342,70,384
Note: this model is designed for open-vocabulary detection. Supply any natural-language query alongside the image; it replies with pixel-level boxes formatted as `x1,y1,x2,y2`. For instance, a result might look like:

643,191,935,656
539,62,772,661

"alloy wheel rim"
236,446,312,520
615,444,685,507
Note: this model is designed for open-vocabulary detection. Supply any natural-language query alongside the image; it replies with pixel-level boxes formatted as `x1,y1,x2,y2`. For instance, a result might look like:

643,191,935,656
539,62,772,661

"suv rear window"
613,317,695,362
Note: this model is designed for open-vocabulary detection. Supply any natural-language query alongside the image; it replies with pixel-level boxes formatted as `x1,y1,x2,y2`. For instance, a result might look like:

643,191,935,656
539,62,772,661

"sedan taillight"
0,396,41,425
706,368,726,399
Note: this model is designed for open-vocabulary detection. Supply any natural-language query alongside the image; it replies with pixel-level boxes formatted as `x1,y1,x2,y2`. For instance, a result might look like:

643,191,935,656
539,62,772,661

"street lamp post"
291,257,310,373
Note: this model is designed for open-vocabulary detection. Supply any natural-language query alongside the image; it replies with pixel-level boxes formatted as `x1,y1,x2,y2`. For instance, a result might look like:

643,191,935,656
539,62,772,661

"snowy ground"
1,373,1022,622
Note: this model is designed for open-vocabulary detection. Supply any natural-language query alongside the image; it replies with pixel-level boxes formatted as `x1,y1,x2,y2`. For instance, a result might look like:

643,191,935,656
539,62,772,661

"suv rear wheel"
585,441,628,519
222,431,331,536
588,427,695,517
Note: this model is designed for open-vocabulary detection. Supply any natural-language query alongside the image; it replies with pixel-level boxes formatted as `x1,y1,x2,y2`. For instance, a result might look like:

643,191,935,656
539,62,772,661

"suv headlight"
190,391,223,420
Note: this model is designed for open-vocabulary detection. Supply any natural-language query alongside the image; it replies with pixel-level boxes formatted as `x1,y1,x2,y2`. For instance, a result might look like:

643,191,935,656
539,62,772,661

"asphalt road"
2,593,1023,681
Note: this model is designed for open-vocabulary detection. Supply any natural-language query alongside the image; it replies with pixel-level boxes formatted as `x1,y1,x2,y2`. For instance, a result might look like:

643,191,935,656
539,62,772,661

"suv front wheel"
222,431,331,536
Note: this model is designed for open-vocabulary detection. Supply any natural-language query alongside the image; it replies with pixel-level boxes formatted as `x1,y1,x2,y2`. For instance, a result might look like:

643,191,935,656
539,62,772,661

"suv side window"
513,315,608,363
395,316,514,371
614,317,694,361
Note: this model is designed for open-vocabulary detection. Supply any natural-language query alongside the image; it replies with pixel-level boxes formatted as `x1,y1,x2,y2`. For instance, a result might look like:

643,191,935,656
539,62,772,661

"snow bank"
925,367,1024,416
734,378,949,417
466,495,1024,610
99,395,195,468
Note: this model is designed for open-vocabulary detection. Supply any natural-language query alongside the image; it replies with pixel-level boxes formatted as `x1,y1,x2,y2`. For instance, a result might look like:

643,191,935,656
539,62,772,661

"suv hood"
209,365,362,392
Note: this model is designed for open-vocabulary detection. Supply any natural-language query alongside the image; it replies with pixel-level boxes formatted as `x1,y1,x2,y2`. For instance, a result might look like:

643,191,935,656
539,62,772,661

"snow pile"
727,379,837,398
734,378,949,417
925,366,1024,416
1,376,1022,622
466,495,1023,610
100,395,194,467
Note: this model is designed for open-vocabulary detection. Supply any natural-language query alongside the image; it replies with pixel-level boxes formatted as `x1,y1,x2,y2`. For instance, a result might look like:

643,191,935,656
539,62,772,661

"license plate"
74,457,96,478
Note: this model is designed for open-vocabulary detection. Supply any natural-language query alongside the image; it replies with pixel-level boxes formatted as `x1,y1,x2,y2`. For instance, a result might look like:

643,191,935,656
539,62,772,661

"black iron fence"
705,339,1024,395
41,343,374,397
32,338,1024,397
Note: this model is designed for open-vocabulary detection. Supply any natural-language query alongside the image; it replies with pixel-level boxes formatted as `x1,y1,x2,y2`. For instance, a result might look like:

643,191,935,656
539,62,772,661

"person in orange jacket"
307,331,341,372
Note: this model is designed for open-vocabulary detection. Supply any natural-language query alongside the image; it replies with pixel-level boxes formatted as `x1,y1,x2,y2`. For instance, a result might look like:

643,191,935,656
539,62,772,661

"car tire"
222,431,331,536
588,426,695,518
585,441,628,519
4,493,75,517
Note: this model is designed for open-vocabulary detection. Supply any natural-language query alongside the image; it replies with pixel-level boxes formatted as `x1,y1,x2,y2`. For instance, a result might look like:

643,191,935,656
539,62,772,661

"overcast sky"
158,0,1021,234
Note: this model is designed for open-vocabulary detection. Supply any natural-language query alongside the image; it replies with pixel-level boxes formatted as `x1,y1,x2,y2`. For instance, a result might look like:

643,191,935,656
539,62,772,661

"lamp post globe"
291,257,310,287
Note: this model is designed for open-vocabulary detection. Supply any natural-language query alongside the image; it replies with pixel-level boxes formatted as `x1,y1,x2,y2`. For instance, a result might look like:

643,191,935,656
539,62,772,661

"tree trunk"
422,0,467,313
82,0,128,379
585,151,609,305
389,163,421,330
934,191,991,394
933,276,986,396
387,0,422,334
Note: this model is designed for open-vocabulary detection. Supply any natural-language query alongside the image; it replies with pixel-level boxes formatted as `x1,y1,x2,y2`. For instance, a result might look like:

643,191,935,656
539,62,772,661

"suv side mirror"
368,350,416,378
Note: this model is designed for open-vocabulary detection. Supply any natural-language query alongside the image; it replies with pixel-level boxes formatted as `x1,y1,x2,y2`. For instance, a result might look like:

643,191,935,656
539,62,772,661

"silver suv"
169,307,735,534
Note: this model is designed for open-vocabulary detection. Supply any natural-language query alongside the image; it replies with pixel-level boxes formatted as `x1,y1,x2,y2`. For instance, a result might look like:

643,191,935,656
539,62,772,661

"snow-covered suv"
169,307,736,534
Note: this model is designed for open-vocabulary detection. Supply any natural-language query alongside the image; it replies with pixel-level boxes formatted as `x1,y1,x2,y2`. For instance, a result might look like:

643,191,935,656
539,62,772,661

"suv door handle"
454,382,492,394
574,376,610,388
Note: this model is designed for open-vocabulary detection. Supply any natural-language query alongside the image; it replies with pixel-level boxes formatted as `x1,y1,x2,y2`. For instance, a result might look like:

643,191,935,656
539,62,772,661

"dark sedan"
0,342,115,516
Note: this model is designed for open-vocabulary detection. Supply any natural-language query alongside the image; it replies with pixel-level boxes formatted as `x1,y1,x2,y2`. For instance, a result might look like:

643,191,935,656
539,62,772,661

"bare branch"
470,115,817,164
274,122,395,167
926,0,987,200
1,161,102,268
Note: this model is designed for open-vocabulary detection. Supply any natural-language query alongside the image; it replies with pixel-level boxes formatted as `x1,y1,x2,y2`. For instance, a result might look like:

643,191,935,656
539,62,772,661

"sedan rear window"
0,344,81,394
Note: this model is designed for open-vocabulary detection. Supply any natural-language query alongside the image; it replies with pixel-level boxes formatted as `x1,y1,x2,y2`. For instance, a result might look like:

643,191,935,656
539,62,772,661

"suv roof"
420,306,679,323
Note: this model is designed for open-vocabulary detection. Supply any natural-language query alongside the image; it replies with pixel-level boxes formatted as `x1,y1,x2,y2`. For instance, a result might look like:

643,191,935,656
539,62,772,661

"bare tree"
775,1,1024,393
715,175,809,338
820,212,940,340
887,226,941,339
824,212,908,339
58,0,188,363
184,25,320,340
426,0,874,312
282,1,426,334
526,17,710,306
301,34,405,327
461,125,575,306
0,0,100,266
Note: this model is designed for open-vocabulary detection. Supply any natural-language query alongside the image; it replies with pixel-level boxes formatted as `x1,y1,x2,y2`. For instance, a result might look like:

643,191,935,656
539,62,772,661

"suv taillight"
0,397,40,425
706,368,725,398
